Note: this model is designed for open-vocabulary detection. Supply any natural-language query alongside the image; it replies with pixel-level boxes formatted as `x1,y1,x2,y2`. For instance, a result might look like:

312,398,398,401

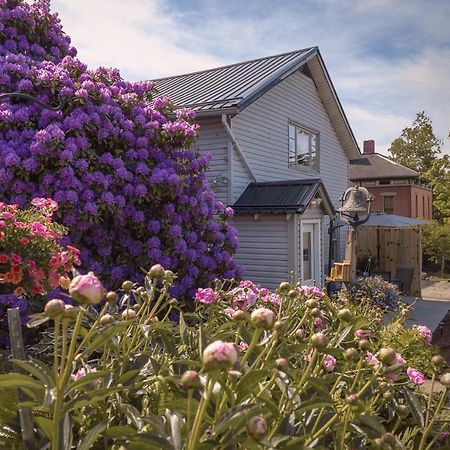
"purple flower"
323,355,336,372
407,367,425,385
195,288,220,305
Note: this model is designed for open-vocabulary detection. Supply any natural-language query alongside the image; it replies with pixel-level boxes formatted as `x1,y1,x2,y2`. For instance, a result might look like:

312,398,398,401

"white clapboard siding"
232,215,289,290
230,70,349,262
194,117,229,204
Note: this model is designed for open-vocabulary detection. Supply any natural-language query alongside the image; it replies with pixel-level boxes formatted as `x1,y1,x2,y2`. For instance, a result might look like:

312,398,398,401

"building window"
383,195,395,214
288,122,319,170
394,179,407,185
379,180,391,185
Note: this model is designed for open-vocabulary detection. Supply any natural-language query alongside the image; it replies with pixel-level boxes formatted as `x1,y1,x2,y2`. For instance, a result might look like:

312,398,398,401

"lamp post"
337,186,373,280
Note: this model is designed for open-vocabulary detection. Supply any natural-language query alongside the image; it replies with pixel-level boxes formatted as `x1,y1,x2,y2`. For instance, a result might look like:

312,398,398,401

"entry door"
301,222,320,285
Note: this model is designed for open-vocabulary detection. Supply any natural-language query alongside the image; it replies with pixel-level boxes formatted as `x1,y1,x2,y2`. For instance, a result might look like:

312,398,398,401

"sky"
53,0,450,156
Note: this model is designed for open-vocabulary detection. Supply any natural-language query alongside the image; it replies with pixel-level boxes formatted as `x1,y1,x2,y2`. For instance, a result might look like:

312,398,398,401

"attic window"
288,122,319,171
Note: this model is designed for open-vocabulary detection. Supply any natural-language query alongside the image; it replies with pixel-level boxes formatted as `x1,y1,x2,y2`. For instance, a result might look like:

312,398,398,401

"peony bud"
169,298,178,306
383,391,393,401
203,341,238,371
432,355,446,370
337,308,353,323
396,404,409,417
105,291,118,304
164,270,175,282
440,373,450,387
310,307,321,318
381,433,396,446
306,298,319,309
278,282,290,292
346,394,358,405
121,280,134,293
295,329,305,340
148,264,165,280
69,272,105,305
100,314,115,326
288,289,298,299
250,307,276,330
359,339,370,351
63,304,78,320
181,370,201,389
310,332,328,349
122,308,136,320
135,287,146,296
44,299,65,319
274,320,285,331
343,348,359,362
232,310,246,321
247,416,268,440
276,358,289,371
378,348,397,366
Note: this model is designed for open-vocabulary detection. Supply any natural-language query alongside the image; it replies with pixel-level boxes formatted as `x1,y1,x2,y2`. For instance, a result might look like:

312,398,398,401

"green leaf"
65,370,108,394
11,359,55,388
402,387,425,428
357,413,386,435
236,369,271,401
104,425,137,439
27,313,50,328
0,374,44,391
77,422,107,450
335,325,354,346
34,416,53,440
82,322,128,355
125,433,174,450
297,398,334,413
122,404,144,431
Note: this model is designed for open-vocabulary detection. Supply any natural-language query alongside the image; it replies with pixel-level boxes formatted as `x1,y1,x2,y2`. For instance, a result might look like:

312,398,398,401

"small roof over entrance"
232,179,334,216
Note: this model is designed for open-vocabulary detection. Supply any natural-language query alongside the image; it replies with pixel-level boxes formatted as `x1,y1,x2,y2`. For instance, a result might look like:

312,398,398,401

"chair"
392,266,414,295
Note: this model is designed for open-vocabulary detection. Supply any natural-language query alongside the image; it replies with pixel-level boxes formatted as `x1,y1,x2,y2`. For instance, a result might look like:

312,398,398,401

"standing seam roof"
153,48,314,111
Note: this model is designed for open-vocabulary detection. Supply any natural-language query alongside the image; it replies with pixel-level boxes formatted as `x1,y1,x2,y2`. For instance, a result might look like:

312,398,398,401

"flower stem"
240,329,262,366
419,388,449,450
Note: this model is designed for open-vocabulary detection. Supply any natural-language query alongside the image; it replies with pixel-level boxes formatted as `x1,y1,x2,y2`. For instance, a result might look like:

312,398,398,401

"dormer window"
288,122,319,170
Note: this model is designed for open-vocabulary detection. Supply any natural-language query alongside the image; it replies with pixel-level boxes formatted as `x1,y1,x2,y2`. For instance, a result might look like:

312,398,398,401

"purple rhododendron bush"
0,0,240,296
0,271,449,449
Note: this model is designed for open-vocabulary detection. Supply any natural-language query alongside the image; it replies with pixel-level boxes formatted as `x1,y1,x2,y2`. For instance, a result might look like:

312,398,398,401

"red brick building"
349,140,432,220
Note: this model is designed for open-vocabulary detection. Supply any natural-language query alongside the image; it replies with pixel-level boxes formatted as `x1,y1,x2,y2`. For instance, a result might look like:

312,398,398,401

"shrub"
0,0,240,296
0,272,447,449
342,275,400,310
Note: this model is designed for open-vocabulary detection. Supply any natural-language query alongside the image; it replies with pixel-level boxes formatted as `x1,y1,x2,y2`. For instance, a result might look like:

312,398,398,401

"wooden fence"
357,226,422,297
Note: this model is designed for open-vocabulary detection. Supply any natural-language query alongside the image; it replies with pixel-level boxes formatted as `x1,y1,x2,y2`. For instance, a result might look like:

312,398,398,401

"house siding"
232,215,289,290
230,70,349,263
195,117,230,204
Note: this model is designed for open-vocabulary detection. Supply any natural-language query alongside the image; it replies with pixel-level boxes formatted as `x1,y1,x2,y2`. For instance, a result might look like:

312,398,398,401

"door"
300,221,321,285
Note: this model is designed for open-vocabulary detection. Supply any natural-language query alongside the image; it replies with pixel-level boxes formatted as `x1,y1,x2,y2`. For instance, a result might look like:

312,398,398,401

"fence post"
7,308,36,450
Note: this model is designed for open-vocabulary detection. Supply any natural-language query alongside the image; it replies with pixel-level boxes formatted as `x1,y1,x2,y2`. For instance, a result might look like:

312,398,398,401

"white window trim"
288,121,320,172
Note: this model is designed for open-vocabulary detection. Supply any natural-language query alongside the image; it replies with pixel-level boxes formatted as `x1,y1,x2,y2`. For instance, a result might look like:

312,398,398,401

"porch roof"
232,179,334,215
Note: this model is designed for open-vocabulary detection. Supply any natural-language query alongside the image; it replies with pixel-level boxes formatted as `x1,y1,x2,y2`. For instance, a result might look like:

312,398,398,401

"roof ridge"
372,153,418,172
152,47,316,81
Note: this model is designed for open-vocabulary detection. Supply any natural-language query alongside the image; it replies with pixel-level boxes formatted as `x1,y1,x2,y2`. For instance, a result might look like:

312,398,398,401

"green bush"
0,272,448,449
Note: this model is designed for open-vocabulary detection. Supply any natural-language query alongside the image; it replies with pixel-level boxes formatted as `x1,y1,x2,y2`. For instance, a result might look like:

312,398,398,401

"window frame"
288,121,320,172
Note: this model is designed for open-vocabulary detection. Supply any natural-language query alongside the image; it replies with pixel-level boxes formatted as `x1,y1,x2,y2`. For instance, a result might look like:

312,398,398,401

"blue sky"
53,0,450,155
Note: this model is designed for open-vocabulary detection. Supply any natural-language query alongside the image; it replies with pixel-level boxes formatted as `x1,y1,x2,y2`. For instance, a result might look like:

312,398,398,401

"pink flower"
395,353,406,366
31,197,58,211
195,287,220,305
19,237,29,245
314,317,325,330
300,285,324,298
0,221,4,228
260,288,269,296
323,355,336,372
2,212,14,220
354,329,374,340
11,253,22,264
73,367,101,388
407,367,425,385
261,293,282,307
0,254,8,264
239,341,249,351
386,373,399,383
69,271,105,304
203,340,238,370
239,280,259,294
230,287,257,310
416,325,432,345
366,352,380,366
250,307,276,330
224,307,235,318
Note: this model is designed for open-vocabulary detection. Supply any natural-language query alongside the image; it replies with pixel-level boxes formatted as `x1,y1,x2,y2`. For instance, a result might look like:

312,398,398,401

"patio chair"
391,265,414,295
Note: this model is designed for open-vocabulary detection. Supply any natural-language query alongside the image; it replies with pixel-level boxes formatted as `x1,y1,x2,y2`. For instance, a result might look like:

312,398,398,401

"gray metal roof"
232,179,334,214
349,153,419,180
153,48,316,112
362,212,430,228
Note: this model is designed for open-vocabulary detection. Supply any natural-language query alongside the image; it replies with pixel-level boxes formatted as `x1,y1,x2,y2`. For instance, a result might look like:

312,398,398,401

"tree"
0,0,241,297
388,111,441,176
422,221,450,277
426,155,450,221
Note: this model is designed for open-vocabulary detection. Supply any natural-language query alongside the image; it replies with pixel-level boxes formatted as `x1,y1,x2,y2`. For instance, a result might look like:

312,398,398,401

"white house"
154,47,360,289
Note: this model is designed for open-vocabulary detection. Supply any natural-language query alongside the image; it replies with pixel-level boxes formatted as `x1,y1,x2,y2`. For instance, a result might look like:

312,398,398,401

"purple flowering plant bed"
0,0,241,299
0,268,449,449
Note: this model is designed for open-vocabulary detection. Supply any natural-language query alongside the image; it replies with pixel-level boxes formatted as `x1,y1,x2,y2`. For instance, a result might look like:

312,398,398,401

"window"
288,122,319,170
383,195,395,214
378,180,391,185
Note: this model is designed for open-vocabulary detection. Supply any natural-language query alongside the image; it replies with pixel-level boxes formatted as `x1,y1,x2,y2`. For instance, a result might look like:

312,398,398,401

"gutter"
221,114,257,182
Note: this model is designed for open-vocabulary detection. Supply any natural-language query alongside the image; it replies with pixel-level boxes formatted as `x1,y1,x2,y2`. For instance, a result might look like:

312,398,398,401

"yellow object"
329,261,351,282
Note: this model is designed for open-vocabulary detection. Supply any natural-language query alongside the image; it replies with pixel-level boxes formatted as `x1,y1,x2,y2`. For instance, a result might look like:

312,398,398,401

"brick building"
349,140,432,220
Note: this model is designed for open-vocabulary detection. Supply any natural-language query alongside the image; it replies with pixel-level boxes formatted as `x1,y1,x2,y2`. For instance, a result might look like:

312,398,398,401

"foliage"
342,276,400,310
422,221,450,276
0,271,447,449
388,111,442,175
0,0,240,295
426,155,450,221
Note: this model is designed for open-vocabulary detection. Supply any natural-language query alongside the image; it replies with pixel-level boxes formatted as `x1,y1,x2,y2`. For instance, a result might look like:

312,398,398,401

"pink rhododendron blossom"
323,355,336,372
195,287,220,305
415,325,432,345
300,285,324,298
407,367,425,385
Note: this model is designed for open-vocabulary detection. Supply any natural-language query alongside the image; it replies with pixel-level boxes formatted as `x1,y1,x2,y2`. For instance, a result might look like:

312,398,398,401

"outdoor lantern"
337,186,373,230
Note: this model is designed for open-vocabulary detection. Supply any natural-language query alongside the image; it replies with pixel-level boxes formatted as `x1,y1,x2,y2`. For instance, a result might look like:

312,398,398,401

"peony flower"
69,271,105,304
300,285,324,298
323,355,336,372
239,341,249,351
195,287,220,305
407,367,425,385
247,416,267,440
415,325,432,345
203,340,238,371
224,307,235,318
366,352,380,366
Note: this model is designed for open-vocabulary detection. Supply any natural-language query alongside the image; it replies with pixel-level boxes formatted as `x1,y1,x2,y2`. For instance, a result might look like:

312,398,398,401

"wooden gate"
357,226,422,296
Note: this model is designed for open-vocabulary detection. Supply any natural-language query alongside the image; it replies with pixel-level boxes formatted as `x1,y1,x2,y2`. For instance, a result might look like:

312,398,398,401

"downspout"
221,114,257,182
